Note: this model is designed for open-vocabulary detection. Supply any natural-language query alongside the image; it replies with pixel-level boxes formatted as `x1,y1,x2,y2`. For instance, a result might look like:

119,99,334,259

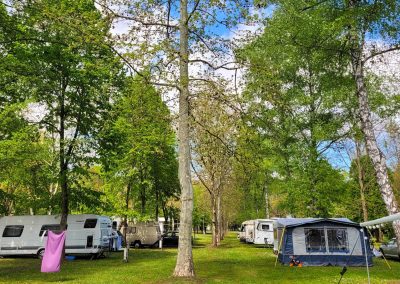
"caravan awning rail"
360,213,400,227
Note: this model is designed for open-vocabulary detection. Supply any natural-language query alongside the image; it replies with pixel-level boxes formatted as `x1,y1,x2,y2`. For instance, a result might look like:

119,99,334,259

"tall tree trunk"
123,183,131,246
217,192,223,242
348,0,400,246
154,158,160,220
211,192,220,247
59,86,68,231
173,0,194,276
140,167,146,215
355,140,368,222
264,184,270,219
155,187,159,220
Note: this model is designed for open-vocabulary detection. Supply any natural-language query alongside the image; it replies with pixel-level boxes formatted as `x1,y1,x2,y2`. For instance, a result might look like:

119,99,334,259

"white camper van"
123,221,161,248
0,214,112,258
253,219,274,245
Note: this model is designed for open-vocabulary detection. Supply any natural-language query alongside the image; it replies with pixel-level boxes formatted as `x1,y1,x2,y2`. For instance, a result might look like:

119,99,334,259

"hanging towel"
41,230,66,273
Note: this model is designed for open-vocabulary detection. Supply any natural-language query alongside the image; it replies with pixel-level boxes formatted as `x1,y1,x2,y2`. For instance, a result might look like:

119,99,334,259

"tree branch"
0,38,67,46
187,0,201,24
189,29,218,57
189,59,239,71
191,161,212,195
363,45,400,63
301,0,330,11
107,43,180,90
94,0,178,29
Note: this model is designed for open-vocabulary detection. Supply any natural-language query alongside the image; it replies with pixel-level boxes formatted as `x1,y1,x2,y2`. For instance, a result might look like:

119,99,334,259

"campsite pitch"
0,233,399,283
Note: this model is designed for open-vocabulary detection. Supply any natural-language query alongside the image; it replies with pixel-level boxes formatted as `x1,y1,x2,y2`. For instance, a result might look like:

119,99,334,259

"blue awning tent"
274,218,373,266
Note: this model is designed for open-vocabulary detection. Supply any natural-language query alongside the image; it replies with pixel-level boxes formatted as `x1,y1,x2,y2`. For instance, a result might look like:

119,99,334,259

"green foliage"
342,155,388,223
0,103,57,215
99,77,179,220
235,0,353,219
0,0,123,215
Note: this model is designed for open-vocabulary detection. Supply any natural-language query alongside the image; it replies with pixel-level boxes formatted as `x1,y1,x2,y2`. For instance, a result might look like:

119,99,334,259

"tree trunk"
173,0,194,276
211,193,220,247
348,0,400,246
123,183,131,246
140,167,146,215
217,192,223,242
155,188,159,220
264,184,270,219
59,87,68,231
355,140,368,222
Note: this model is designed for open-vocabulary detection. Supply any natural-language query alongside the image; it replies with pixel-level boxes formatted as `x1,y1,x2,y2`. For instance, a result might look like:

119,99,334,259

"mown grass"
0,232,399,283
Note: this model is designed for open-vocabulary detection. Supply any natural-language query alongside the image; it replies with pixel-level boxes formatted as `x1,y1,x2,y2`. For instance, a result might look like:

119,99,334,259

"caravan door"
254,221,274,245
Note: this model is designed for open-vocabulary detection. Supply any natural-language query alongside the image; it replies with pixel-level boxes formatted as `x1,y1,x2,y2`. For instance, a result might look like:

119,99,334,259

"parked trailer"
123,221,161,248
253,219,274,245
0,214,112,258
238,220,255,243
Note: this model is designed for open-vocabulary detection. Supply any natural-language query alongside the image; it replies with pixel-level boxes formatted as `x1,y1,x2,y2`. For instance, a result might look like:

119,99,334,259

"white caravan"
123,221,161,248
253,219,274,245
0,214,112,258
238,220,255,243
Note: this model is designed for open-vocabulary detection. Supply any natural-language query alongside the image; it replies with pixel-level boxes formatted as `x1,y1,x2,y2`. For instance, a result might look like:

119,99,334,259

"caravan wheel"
37,249,45,260
133,241,141,249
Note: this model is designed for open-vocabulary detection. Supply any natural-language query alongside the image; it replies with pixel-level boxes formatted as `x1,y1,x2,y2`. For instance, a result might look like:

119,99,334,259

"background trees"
99,77,179,225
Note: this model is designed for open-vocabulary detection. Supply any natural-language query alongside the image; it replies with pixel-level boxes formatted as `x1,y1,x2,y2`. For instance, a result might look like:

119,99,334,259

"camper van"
0,214,112,258
253,219,274,245
238,220,255,243
124,221,161,248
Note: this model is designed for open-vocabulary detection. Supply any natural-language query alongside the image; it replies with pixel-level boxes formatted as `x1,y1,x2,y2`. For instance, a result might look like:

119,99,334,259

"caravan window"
84,219,98,228
128,227,137,234
258,224,270,231
327,228,349,252
3,225,24,237
39,224,62,237
305,228,326,252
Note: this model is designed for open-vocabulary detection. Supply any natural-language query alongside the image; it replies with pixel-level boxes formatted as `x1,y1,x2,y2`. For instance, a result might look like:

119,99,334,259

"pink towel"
41,230,66,273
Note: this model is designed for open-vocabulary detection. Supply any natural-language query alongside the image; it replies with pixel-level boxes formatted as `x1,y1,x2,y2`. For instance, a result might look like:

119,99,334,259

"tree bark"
216,192,223,242
348,0,400,247
264,184,270,219
211,192,220,247
59,83,68,231
355,140,368,222
123,183,131,246
140,167,146,215
173,0,194,276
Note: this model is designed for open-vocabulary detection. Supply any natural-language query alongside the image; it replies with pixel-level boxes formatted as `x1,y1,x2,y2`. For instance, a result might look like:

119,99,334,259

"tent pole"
361,228,370,284
274,227,285,268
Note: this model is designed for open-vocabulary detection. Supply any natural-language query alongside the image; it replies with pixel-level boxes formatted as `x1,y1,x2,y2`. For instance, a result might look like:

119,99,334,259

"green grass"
0,232,399,283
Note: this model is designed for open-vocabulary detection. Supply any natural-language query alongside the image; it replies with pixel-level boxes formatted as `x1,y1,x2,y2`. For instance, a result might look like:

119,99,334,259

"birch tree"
345,0,400,244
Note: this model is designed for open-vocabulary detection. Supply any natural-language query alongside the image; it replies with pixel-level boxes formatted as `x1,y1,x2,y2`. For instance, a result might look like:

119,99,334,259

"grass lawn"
0,232,399,283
